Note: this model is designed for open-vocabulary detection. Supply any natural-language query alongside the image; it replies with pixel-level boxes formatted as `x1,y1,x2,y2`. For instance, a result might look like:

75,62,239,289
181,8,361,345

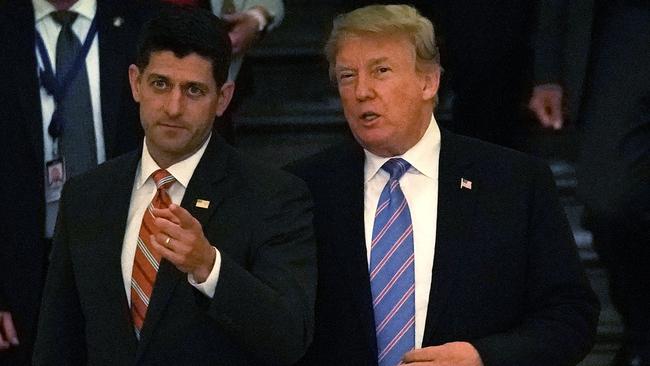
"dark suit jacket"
33,134,316,365
0,1,150,364
288,129,599,366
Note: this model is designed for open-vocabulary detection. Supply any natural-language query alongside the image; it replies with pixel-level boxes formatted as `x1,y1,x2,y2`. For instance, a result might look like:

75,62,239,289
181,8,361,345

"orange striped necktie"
130,169,176,339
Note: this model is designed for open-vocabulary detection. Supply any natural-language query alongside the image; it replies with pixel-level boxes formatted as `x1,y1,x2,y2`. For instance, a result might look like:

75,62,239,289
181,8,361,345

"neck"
47,0,78,11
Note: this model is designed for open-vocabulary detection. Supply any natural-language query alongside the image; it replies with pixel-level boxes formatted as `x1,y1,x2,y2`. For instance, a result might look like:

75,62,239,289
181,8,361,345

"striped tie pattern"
370,158,415,366
131,169,175,338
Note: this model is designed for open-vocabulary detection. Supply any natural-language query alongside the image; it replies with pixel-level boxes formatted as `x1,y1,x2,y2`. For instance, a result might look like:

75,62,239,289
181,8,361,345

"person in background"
0,0,152,364
162,0,285,142
529,1,650,365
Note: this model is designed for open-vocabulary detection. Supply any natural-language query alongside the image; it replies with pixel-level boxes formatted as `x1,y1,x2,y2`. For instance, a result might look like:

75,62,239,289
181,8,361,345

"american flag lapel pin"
195,199,210,209
460,178,472,190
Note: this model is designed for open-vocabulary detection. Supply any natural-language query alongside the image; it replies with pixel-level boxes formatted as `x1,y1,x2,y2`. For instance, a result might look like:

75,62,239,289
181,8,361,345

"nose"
164,87,184,118
354,73,375,101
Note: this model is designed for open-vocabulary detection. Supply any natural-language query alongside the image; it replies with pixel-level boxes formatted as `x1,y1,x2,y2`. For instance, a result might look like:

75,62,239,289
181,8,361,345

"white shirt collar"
33,0,97,23
136,134,212,190
364,114,441,182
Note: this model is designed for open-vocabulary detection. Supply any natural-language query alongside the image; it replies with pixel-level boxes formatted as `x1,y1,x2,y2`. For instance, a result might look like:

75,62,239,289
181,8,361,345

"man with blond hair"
289,5,599,366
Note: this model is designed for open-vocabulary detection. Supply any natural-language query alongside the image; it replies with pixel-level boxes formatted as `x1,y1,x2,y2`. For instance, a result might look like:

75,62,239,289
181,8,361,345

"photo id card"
45,158,65,203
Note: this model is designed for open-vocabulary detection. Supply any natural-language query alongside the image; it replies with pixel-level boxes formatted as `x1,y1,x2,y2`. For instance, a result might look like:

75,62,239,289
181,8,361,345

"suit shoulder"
227,147,310,195
445,131,551,175
64,151,139,190
285,141,362,182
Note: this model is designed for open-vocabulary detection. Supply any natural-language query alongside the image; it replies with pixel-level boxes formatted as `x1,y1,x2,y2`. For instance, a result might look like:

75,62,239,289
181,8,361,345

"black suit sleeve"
205,175,316,365
533,0,569,84
470,162,600,366
33,184,87,366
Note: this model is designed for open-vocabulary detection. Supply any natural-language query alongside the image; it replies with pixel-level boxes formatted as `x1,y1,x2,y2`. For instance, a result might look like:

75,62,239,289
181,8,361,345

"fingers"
152,204,197,229
150,234,183,267
149,205,202,256
151,205,199,231
224,13,260,55
149,204,212,276
168,204,199,229
547,100,564,130
221,12,244,23
402,346,439,363
531,107,550,127
529,86,564,130
150,207,181,225
529,95,554,128
0,312,19,350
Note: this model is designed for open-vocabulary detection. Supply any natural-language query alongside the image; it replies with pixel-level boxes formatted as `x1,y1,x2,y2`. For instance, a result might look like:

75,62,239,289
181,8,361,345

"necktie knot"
381,158,411,181
152,169,175,190
51,10,78,27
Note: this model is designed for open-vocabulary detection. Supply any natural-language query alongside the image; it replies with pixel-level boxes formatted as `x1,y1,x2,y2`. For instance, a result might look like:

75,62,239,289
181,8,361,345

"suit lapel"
92,152,141,358
422,130,478,344
7,2,44,163
332,142,379,359
135,135,230,361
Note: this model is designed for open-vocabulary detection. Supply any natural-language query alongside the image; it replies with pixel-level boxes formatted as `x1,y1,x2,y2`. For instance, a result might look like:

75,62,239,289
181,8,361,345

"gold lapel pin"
195,199,210,209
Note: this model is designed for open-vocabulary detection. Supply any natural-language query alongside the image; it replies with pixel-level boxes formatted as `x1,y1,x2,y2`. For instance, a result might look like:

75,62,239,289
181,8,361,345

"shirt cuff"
188,246,221,298
245,8,268,32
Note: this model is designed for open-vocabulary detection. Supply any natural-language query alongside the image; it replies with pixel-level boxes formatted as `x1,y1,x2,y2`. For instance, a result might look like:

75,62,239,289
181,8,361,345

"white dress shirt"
121,135,221,305
364,116,441,348
34,0,105,237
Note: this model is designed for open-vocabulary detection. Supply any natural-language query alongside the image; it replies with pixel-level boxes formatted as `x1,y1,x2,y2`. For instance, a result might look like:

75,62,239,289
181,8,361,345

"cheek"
340,94,359,119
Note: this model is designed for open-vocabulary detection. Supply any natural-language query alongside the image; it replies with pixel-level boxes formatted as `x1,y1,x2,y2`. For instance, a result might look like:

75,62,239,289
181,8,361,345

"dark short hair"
135,6,232,87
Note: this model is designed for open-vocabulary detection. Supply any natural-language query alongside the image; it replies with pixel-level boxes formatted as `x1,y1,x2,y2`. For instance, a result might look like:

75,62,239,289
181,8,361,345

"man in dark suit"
529,1,650,364
289,5,599,365
33,7,315,365
0,0,151,364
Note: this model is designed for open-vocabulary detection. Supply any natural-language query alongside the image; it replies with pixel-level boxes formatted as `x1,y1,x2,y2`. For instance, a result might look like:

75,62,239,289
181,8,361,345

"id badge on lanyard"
37,15,98,202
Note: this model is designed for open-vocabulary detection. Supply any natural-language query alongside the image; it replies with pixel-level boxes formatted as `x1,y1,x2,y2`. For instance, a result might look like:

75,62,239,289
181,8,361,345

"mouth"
158,122,185,129
360,111,380,122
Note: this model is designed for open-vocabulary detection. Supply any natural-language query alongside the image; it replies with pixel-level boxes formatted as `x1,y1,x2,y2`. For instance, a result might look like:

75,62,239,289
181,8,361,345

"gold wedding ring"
164,236,172,247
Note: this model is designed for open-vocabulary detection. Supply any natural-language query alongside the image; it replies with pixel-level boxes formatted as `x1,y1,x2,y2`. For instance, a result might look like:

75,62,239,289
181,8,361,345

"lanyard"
35,15,98,139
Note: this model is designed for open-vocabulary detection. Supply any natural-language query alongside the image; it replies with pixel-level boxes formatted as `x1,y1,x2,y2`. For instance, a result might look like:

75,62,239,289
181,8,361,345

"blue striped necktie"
370,158,415,366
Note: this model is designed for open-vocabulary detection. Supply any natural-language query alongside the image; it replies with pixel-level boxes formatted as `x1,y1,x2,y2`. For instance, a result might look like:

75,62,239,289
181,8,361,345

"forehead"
142,50,216,86
335,32,416,67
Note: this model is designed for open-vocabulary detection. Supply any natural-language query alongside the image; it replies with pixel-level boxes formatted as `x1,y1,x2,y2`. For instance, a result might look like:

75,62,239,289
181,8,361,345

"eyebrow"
335,57,391,72
368,57,389,66
146,73,210,90
146,73,169,81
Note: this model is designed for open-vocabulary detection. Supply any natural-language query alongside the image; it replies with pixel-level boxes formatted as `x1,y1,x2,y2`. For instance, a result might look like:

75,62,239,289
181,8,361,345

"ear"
215,81,235,117
128,64,142,103
421,66,441,101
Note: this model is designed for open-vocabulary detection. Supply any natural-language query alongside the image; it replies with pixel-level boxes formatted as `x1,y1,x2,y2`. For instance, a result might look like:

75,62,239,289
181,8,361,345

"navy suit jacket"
0,1,151,364
288,129,599,366
33,135,316,365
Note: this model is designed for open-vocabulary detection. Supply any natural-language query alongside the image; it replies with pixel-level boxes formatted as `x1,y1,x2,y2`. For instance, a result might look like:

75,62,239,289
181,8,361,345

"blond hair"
325,4,440,79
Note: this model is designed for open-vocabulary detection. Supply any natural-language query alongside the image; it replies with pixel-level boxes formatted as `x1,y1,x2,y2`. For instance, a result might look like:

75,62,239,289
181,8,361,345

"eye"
337,71,355,84
151,79,168,90
376,66,391,75
186,85,205,97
